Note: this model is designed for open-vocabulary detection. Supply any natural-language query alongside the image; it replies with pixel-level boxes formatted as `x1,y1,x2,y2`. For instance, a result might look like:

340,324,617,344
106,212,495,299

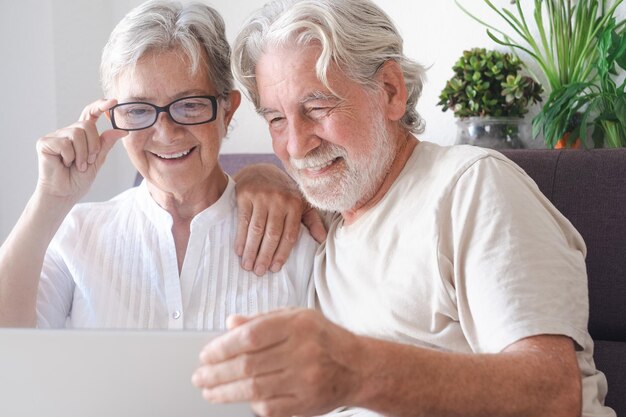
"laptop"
0,328,254,417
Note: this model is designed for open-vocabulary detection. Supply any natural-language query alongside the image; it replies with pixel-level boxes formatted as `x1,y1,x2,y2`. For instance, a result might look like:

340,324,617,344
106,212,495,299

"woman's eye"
183,102,206,110
127,108,149,117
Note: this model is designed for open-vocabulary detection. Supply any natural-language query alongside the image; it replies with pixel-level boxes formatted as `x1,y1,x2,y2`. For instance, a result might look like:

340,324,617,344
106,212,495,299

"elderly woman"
0,0,317,329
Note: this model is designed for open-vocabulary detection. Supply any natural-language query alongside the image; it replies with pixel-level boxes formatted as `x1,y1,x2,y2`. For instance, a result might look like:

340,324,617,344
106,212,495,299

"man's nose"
286,115,320,159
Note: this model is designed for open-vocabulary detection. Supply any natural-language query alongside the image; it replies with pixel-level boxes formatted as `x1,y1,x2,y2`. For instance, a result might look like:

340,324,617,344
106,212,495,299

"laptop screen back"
0,329,253,417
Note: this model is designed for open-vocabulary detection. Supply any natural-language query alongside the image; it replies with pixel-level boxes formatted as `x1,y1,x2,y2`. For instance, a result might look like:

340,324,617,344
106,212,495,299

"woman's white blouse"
37,177,317,329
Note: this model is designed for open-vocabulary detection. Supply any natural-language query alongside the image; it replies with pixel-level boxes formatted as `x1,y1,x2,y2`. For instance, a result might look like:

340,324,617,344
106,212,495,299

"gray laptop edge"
0,328,253,417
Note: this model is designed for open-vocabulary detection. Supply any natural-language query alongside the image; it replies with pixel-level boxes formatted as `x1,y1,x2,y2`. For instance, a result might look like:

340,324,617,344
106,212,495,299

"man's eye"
307,107,330,118
269,116,285,125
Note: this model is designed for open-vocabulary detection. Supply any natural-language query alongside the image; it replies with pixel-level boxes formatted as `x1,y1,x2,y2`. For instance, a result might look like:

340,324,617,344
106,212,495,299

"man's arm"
192,308,581,417
233,163,326,276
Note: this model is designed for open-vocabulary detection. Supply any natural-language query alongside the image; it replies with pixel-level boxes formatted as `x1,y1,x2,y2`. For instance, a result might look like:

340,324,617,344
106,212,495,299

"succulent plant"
438,48,543,118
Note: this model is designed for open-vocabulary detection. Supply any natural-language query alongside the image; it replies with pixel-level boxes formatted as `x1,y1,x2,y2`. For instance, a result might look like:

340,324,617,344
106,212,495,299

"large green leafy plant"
457,0,626,148
438,48,543,118
536,23,626,147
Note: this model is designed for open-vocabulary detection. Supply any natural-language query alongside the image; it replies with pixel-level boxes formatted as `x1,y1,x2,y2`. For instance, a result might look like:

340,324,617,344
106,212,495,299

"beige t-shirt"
315,141,614,416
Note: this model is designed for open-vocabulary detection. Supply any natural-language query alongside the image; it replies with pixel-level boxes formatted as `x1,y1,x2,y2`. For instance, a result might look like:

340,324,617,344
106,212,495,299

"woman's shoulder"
62,186,143,231
71,186,140,214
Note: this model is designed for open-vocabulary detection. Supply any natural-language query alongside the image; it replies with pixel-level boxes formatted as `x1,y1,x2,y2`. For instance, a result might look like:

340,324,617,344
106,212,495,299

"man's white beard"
287,115,396,213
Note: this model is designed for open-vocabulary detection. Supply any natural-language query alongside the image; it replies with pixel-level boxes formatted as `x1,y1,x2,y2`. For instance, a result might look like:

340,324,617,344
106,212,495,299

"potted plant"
456,0,626,149
438,48,543,149
535,22,626,148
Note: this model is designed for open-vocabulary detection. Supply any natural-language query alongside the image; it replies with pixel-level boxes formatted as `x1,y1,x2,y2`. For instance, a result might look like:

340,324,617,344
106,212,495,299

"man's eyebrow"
300,91,340,104
256,91,342,116
257,107,278,117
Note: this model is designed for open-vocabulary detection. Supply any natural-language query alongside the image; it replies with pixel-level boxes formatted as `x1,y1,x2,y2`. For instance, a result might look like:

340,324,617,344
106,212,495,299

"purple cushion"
219,153,283,176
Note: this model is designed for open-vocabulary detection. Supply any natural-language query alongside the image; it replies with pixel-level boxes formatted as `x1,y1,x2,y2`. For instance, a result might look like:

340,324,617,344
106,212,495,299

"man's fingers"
252,210,287,276
235,200,253,257
199,311,290,363
302,206,327,243
194,347,288,391
250,396,299,417
226,314,252,330
268,210,300,273
241,206,268,273
199,370,294,403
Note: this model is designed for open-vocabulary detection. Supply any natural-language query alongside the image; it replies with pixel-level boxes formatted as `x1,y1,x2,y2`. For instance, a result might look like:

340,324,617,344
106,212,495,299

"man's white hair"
232,0,427,134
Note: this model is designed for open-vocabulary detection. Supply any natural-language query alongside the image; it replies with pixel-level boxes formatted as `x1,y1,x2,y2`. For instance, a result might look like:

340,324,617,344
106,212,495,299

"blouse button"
172,310,181,320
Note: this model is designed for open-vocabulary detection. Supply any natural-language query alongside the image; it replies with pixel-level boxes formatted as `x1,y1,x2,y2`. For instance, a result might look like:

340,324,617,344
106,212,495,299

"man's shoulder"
413,141,506,171
406,142,520,188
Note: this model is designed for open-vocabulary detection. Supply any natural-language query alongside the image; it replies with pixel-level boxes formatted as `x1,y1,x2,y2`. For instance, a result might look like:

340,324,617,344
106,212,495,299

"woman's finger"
37,135,77,168
79,98,118,122
80,98,116,163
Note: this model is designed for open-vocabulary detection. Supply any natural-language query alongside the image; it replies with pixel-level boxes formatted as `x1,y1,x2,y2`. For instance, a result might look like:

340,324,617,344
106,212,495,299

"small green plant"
438,48,543,118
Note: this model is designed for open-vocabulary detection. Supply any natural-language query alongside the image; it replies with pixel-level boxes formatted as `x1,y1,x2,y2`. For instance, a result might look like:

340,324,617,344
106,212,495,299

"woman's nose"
151,112,182,143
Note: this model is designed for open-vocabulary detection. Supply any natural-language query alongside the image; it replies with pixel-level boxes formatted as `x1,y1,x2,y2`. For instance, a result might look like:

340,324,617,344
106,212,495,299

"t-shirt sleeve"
444,155,589,353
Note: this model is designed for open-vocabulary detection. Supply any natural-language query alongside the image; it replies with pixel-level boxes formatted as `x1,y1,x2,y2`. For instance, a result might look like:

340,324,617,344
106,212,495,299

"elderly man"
192,1,614,416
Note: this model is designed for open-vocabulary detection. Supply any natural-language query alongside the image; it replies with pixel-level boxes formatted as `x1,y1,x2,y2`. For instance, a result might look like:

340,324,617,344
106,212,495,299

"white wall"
1,0,623,241
0,1,56,242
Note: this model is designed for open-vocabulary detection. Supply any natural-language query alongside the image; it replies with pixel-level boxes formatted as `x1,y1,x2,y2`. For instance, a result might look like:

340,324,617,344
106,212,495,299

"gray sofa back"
219,149,626,413
500,149,626,414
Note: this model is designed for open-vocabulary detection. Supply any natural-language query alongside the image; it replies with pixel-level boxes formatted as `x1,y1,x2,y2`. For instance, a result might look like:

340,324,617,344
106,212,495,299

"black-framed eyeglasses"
109,95,218,131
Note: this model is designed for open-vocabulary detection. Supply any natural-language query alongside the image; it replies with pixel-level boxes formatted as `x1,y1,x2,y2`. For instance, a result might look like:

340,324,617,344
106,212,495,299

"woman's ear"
223,90,241,127
377,60,408,122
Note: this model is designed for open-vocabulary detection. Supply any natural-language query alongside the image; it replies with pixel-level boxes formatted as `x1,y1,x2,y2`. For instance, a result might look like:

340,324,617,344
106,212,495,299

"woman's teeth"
156,149,192,159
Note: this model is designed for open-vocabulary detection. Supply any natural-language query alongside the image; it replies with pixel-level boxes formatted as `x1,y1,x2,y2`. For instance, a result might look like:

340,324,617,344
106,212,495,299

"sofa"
218,147,626,414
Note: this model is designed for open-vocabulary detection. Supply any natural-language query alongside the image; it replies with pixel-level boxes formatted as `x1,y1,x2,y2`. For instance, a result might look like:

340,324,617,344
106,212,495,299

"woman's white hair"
232,0,426,133
100,0,233,98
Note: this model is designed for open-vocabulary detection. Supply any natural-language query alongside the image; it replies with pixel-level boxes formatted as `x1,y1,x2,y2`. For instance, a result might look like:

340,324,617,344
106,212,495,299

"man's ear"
377,60,408,122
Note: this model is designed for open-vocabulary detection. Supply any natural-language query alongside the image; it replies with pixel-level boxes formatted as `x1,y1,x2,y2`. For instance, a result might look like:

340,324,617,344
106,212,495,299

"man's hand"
234,164,326,276
192,309,360,417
